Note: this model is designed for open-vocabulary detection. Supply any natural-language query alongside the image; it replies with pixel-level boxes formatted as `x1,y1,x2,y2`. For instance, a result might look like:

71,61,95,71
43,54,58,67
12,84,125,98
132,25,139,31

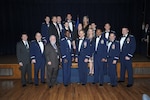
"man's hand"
31,59,36,64
19,62,23,66
48,61,52,65
75,58,78,62
112,60,117,64
84,58,89,63
101,58,107,62
125,56,130,60
64,59,68,63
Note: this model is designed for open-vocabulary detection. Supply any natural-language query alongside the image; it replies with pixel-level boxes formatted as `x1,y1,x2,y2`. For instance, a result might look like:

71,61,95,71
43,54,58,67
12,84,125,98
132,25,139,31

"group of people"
16,13,136,88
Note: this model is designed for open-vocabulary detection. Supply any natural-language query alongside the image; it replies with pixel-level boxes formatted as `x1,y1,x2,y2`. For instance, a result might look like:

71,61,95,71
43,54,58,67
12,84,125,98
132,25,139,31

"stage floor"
0,54,150,64
0,79,150,100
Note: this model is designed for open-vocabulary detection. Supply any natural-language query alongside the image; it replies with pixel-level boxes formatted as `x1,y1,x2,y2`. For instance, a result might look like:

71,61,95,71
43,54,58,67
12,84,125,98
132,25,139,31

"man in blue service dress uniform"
93,29,107,86
107,32,120,87
75,30,90,85
30,32,46,86
60,30,74,87
118,27,136,87
41,16,51,44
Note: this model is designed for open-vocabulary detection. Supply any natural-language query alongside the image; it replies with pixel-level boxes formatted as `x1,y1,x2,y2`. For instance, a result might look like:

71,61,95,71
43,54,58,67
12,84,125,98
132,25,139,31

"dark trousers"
46,65,58,87
20,63,32,85
108,58,117,86
94,56,104,84
34,59,45,84
103,62,108,75
62,59,71,85
78,56,88,84
120,55,133,84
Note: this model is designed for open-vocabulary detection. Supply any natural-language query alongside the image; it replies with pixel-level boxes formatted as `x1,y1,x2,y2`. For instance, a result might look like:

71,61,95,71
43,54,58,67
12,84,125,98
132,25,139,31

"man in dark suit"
60,30,74,87
65,13,76,33
41,16,51,44
107,32,120,87
57,16,63,33
16,33,32,87
30,32,46,86
50,16,61,45
93,29,107,86
75,30,90,85
45,35,60,88
118,27,136,87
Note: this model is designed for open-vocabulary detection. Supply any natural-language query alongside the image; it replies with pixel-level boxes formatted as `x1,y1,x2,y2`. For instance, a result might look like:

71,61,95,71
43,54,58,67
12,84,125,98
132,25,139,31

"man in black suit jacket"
50,16,61,45
16,33,32,87
45,35,60,88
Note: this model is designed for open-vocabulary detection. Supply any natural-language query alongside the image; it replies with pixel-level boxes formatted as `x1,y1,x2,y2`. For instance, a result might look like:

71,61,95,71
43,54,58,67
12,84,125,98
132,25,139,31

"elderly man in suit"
30,32,46,86
118,27,136,87
45,35,60,88
16,33,32,87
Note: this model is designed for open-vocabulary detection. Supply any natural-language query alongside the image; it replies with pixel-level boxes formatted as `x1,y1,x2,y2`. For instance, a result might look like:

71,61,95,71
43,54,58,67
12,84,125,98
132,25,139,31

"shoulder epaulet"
115,40,119,43
31,40,36,42
61,38,65,41
129,34,134,37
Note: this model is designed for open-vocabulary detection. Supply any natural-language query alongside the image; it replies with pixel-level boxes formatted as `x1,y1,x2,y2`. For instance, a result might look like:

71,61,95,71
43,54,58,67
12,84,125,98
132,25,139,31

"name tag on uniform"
127,37,130,44
101,39,104,44
84,41,87,48
112,44,115,49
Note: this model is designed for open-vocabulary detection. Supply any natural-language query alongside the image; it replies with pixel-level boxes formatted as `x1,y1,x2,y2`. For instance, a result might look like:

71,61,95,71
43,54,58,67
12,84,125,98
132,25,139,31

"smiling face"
109,33,116,41
21,34,28,41
104,23,111,31
66,14,72,21
50,35,56,44
79,30,85,38
45,16,50,23
96,29,102,36
57,16,62,23
122,28,129,35
35,32,42,41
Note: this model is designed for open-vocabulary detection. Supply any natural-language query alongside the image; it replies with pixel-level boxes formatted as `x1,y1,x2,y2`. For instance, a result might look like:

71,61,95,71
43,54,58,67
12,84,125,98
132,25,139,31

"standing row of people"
16,14,136,88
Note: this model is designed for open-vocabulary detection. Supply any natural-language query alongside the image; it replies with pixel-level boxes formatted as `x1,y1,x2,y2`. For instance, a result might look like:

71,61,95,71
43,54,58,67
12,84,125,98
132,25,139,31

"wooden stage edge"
0,54,150,79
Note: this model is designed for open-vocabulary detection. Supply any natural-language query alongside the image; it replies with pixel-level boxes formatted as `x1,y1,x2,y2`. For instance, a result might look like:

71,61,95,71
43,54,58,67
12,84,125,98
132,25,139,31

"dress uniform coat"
107,40,120,86
119,34,136,85
60,37,74,85
30,40,46,85
93,36,107,84
102,30,116,75
41,22,51,43
76,38,90,84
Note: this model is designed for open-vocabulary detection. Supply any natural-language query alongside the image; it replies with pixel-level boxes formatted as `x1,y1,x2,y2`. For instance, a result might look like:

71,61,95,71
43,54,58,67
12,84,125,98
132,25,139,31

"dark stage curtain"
0,0,150,55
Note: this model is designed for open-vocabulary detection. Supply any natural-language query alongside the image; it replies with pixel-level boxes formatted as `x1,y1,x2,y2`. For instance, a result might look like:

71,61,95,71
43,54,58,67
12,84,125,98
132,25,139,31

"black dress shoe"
41,82,46,84
64,85,68,87
22,84,26,87
82,84,86,86
99,84,103,86
49,86,52,88
127,84,133,87
28,82,33,84
118,80,125,83
92,82,96,84
35,84,38,86
111,85,117,87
